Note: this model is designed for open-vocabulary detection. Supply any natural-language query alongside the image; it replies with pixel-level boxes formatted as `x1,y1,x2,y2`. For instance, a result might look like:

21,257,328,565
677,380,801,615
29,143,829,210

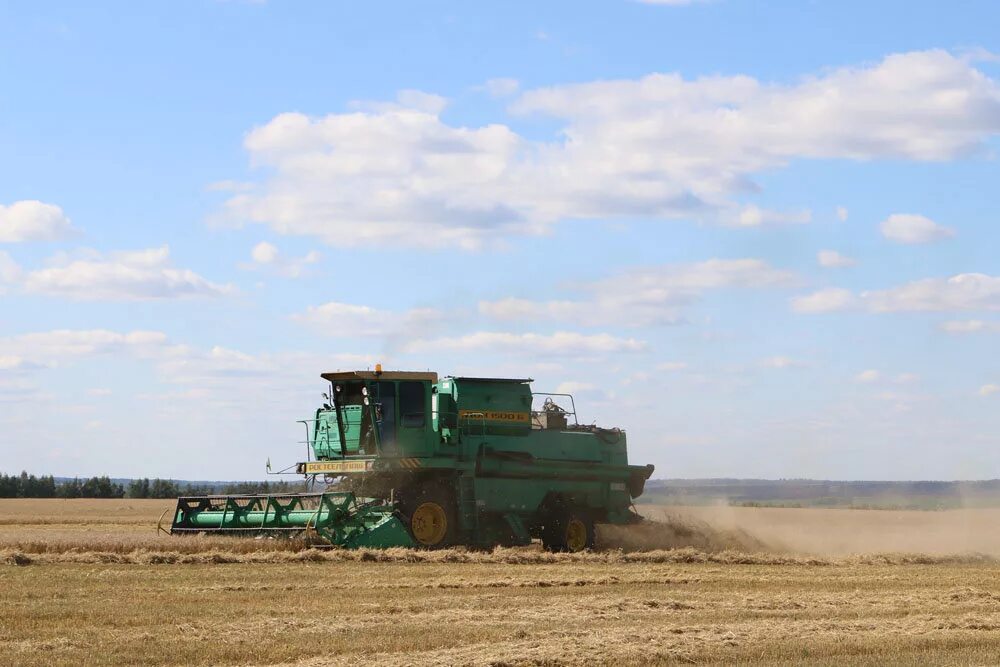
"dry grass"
3,499,1000,665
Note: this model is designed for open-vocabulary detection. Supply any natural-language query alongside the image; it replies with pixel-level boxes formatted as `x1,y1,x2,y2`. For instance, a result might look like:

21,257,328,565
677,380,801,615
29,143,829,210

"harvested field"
3,499,1000,665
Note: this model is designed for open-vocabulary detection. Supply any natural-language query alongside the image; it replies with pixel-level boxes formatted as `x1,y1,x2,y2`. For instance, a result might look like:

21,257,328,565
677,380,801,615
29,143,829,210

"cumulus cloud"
554,381,596,395
293,301,442,339
760,356,805,369
791,287,857,313
0,200,74,242
880,213,955,244
0,327,373,398
836,206,849,222
728,205,811,228
941,319,1000,333
243,241,320,278
864,274,1000,312
403,331,647,356
0,250,22,286
795,274,1000,314
480,78,520,97
218,50,1000,248
979,384,1000,397
0,329,169,368
817,250,857,268
856,369,881,383
480,258,795,327
21,246,232,300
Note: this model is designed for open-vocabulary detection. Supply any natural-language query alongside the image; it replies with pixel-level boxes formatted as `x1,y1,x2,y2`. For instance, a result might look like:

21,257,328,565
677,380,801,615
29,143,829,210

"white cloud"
817,250,857,268
251,241,279,264
0,328,373,397
941,319,1000,333
657,361,688,371
155,345,286,385
481,258,795,327
0,250,22,286
979,384,1000,397
0,329,169,368
0,356,46,372
761,356,804,369
864,274,1000,312
879,213,955,244
293,301,442,339
244,241,320,278
791,287,857,313
21,246,232,300
293,302,387,337
729,205,811,228
555,381,596,395
854,369,918,385
857,369,881,383
0,200,74,242
219,50,1000,248
403,331,647,356
481,78,520,97
836,206,849,222
796,274,1000,314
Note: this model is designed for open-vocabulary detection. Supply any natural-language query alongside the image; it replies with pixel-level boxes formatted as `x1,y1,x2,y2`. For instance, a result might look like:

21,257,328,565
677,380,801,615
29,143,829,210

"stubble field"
2,498,1000,666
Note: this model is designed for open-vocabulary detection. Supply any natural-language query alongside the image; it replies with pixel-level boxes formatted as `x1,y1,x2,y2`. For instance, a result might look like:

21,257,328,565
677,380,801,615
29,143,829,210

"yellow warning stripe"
397,457,422,470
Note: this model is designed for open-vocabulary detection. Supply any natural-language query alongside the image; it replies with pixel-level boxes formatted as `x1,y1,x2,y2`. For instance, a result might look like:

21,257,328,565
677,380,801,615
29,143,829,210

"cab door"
395,380,430,456
374,381,397,453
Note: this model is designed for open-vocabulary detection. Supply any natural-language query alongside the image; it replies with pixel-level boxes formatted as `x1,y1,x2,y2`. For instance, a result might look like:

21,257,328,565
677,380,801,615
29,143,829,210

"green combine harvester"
168,368,654,551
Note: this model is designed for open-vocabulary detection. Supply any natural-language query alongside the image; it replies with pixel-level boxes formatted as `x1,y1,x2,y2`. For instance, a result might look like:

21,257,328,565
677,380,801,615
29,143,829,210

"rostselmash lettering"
458,409,530,423
303,460,372,473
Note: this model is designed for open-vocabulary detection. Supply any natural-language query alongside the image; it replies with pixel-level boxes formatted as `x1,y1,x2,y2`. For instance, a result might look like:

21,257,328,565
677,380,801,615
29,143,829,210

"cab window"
399,381,426,428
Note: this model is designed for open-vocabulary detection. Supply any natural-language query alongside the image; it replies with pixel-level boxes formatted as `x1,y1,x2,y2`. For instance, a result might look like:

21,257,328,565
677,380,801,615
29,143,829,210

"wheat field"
2,499,1000,666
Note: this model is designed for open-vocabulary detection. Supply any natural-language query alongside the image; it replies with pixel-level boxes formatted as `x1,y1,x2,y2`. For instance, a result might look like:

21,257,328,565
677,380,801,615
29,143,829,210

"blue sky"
2,1,1000,480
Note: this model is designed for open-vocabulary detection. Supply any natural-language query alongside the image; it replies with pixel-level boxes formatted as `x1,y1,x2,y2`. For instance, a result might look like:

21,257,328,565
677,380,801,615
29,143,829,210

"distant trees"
222,480,305,495
53,476,125,499
0,472,122,498
0,472,307,499
0,472,57,498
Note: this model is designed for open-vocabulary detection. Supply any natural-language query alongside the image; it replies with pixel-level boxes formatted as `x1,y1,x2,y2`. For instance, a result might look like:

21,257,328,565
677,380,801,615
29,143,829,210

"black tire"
401,483,457,548
541,508,595,552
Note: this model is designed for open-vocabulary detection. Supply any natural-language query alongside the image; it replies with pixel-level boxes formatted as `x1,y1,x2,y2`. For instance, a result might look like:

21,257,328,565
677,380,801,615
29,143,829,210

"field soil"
2,499,1000,666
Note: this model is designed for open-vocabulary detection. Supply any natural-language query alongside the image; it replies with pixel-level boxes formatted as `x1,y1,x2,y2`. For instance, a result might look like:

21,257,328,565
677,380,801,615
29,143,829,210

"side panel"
472,477,633,523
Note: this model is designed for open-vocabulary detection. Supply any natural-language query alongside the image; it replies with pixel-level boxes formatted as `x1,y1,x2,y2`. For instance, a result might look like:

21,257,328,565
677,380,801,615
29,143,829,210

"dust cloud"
624,504,1000,556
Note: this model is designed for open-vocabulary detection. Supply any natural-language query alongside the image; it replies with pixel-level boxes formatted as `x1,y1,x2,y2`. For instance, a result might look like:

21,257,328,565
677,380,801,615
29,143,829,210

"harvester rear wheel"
542,509,594,553
404,485,456,548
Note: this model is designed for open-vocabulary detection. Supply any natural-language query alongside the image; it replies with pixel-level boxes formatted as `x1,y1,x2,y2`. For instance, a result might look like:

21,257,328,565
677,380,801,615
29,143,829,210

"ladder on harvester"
457,474,479,536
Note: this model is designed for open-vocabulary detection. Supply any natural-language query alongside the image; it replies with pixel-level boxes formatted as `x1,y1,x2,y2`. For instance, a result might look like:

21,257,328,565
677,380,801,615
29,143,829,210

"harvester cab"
168,369,654,552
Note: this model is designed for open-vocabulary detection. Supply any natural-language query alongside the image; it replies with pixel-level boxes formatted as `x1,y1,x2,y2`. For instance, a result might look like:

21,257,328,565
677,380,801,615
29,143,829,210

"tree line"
0,472,307,499
0,472,123,498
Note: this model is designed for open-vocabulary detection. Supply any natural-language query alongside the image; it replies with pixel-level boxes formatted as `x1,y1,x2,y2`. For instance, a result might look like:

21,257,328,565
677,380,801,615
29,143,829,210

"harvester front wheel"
542,510,594,553
404,486,456,548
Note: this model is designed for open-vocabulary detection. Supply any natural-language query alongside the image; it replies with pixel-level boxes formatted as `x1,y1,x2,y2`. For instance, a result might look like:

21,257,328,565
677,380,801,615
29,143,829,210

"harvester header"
168,369,654,551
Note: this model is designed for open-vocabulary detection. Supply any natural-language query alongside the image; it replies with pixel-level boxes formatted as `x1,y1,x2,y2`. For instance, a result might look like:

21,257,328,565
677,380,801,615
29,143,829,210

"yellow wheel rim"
565,518,587,552
411,502,448,546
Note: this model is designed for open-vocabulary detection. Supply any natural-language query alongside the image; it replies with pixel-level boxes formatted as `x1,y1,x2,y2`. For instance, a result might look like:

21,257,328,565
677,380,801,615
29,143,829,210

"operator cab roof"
321,370,439,383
